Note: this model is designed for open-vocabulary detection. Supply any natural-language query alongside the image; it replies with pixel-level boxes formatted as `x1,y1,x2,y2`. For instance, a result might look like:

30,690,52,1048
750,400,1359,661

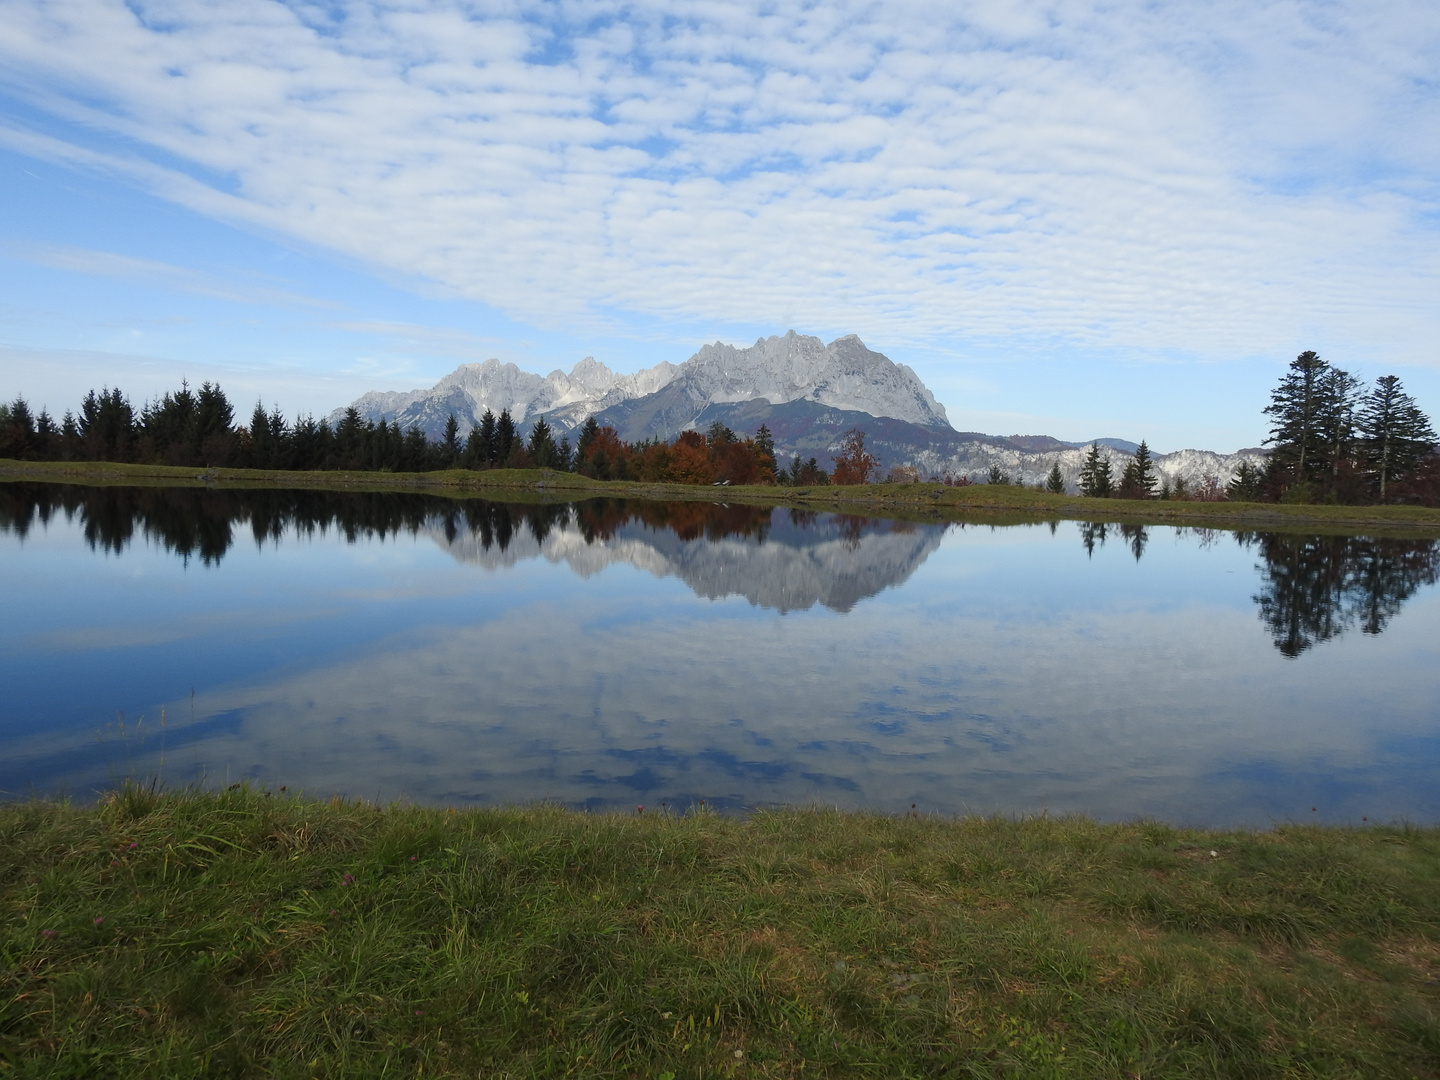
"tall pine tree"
1358,375,1437,500
1078,442,1113,497
495,409,517,465
440,413,461,468
1118,440,1157,499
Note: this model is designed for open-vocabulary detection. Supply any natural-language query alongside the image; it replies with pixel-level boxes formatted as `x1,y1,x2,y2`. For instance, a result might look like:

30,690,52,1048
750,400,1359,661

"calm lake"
3,482,1438,827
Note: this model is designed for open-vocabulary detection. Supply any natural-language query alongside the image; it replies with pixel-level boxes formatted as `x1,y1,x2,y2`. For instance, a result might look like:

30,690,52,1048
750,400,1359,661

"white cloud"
1,0,1437,365
5,241,338,308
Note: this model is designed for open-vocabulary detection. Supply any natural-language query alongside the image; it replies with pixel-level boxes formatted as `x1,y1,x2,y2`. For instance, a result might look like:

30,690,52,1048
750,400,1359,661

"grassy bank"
6,457,1440,534
2,789,1438,1078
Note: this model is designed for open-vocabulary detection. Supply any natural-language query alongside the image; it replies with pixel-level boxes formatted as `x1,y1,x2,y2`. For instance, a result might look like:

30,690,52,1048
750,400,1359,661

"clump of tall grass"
2,785,1438,1078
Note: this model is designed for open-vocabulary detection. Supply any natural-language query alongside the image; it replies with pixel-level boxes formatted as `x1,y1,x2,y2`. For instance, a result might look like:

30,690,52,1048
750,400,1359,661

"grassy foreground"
2,790,1438,1078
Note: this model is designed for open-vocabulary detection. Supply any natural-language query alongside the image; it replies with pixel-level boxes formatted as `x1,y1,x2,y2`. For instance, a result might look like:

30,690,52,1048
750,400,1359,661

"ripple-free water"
3,483,1437,826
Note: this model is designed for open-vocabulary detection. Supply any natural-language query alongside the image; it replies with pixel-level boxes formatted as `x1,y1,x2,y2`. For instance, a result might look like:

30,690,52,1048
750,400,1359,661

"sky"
2,0,1438,453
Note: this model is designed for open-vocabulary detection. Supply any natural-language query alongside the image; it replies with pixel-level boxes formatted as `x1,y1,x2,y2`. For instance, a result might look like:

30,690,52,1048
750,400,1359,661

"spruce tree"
477,409,498,466
1263,351,1362,488
461,426,484,469
1118,440,1157,499
1078,442,1113,497
1358,375,1437,499
987,464,1008,485
247,401,272,469
1226,461,1265,501
577,416,600,458
496,409,517,465
441,413,461,468
527,416,556,468
754,424,776,477
1045,461,1065,494
1316,367,1362,479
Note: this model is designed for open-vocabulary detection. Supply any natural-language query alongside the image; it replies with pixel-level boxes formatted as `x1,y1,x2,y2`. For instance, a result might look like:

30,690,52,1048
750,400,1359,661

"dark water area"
3,482,1438,826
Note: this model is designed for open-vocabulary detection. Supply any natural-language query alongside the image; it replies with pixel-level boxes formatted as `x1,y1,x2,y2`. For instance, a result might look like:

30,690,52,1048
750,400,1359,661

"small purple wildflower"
410,855,417,862
329,909,337,916
415,1009,423,1016
342,872,354,886
93,917,104,926
128,841,138,849
40,929,58,939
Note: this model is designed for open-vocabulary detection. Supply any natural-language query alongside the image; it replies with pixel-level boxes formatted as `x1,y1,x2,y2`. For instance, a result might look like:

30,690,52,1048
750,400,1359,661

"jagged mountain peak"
672,331,949,430
333,330,948,439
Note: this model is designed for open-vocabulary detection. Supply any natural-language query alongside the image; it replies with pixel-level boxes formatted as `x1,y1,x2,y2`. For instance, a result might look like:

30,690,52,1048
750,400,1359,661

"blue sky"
2,0,1438,452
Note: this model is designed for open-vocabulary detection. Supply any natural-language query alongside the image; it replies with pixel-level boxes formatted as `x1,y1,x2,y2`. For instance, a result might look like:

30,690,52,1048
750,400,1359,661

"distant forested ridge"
0,380,890,486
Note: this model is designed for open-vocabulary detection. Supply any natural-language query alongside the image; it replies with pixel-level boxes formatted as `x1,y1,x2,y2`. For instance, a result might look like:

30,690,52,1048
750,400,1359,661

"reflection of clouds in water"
433,511,946,614
154,577,1440,826
6,497,1440,826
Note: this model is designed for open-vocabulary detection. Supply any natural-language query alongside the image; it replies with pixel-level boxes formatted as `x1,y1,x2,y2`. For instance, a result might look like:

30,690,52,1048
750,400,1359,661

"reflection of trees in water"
1252,534,1440,657
1079,521,1149,561
0,485,794,564
1079,521,1109,557
1074,520,1439,655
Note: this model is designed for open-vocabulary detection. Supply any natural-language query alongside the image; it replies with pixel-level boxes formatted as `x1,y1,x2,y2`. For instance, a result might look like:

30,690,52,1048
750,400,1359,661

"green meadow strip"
5,457,1440,534
2,787,1438,1077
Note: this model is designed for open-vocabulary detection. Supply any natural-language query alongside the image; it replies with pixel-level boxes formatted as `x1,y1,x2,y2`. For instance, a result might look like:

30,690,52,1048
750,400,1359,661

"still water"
3,483,1438,826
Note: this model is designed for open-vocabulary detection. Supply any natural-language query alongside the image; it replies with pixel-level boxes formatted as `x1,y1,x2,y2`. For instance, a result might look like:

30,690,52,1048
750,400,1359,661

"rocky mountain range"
335,331,1265,487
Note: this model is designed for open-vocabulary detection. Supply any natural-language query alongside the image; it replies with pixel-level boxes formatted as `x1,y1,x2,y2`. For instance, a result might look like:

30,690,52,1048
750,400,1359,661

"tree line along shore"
2,786,1438,1078
3,349,1436,504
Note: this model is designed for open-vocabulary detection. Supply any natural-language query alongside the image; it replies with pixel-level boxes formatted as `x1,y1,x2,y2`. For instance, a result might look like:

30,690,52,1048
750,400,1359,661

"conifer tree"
753,424,776,478
1224,462,1260,501
1078,442,1113,497
477,409,498,466
461,425,483,469
441,413,461,468
496,409,517,465
1358,375,1437,499
1118,440,1157,499
1263,350,1363,487
577,416,600,459
1316,367,1362,479
527,416,557,468
1045,461,1065,494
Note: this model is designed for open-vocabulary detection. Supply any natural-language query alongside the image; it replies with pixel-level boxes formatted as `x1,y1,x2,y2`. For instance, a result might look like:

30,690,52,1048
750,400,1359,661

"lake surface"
3,482,1438,827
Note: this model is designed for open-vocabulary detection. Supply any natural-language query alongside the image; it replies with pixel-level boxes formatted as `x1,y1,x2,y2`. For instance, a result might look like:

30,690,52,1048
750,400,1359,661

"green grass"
5,457,1440,533
3,788,1439,1077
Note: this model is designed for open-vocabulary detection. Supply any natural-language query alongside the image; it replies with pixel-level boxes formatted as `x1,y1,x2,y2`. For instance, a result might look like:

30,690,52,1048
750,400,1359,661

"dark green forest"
2,350,1436,501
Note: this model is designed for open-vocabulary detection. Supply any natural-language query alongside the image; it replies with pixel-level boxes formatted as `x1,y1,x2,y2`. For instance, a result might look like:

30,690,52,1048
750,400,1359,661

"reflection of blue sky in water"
2,501,1438,826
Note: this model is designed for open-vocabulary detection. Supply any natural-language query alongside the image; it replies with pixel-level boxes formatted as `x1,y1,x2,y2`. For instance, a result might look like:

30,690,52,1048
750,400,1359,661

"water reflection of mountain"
435,503,945,613
1076,520,1440,657
0,484,943,613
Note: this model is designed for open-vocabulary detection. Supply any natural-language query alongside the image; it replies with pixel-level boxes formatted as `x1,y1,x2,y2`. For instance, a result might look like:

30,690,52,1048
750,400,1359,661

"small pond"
2,482,1437,826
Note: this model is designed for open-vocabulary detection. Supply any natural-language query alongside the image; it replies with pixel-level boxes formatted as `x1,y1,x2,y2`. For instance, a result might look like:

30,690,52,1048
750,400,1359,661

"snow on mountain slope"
895,442,1266,490
332,356,674,435
330,330,1261,484
332,331,946,438
673,331,948,429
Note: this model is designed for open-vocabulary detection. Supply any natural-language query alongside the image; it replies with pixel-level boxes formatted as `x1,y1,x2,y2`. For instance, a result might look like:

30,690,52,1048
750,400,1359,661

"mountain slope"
331,330,1263,488
333,331,947,439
